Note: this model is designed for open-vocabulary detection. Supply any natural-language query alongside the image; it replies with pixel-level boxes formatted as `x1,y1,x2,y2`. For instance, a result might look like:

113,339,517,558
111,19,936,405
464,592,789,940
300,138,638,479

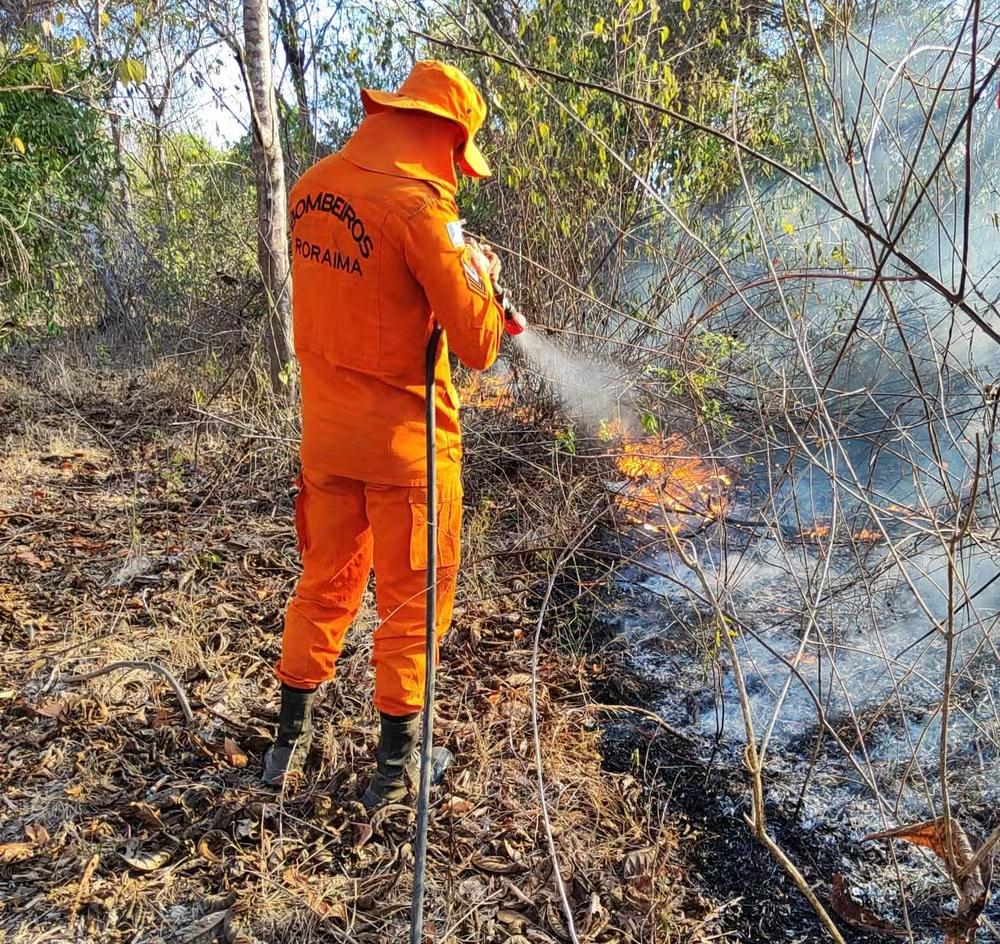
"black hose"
410,322,442,944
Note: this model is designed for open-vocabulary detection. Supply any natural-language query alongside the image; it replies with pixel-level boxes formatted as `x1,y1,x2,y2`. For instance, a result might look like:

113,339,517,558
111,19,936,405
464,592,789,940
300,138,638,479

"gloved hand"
465,238,502,284
465,237,524,334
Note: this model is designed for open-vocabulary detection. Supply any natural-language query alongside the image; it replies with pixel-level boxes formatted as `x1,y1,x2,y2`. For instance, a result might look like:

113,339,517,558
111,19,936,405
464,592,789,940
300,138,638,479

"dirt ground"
0,345,726,944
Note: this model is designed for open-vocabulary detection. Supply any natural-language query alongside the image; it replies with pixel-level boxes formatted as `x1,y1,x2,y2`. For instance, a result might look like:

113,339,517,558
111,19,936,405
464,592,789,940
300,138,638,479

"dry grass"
0,341,724,943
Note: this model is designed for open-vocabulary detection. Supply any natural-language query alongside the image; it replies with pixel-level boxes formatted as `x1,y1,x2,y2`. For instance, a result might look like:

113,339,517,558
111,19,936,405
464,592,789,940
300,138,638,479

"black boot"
361,711,420,810
360,712,455,811
262,684,316,787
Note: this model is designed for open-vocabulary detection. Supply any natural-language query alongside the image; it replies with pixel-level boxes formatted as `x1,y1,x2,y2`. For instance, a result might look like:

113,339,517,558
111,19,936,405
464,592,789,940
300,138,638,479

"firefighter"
263,61,522,808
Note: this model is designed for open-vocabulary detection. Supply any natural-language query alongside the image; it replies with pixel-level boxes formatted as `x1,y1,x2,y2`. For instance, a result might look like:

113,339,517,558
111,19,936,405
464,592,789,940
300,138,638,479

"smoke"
607,3,1000,795
513,328,637,431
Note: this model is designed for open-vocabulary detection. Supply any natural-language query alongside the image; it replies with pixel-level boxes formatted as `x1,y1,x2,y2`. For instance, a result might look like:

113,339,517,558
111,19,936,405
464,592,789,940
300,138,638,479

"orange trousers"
276,468,462,716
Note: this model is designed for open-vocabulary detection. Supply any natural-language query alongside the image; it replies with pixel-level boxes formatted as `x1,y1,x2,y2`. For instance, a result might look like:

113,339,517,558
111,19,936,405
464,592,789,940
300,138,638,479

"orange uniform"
276,63,505,715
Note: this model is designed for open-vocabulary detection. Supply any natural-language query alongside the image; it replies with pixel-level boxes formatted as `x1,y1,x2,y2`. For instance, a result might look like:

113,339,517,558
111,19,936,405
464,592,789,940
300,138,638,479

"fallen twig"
65,661,196,725
567,702,698,744
68,853,100,931
748,817,848,944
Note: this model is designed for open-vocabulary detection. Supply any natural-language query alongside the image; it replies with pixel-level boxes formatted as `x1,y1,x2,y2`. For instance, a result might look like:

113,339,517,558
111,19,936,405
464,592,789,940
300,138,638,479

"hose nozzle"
495,284,527,335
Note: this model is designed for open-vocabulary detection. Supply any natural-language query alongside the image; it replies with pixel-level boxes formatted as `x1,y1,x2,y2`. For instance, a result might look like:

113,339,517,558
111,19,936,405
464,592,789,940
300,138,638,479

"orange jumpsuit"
277,106,505,716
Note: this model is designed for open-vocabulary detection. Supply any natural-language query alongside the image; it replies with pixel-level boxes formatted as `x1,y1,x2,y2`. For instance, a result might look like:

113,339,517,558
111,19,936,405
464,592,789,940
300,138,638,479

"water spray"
490,282,622,424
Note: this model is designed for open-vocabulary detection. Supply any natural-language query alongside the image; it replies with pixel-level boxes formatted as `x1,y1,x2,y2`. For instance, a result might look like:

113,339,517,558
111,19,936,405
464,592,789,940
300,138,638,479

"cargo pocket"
293,472,309,557
439,380,463,462
408,484,463,571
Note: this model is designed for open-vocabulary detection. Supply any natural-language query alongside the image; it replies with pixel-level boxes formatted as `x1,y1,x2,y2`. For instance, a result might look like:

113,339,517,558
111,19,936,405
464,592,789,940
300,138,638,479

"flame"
799,524,831,541
613,433,731,533
797,523,885,543
598,418,630,442
617,440,669,480
853,527,882,542
459,377,734,535
461,372,515,410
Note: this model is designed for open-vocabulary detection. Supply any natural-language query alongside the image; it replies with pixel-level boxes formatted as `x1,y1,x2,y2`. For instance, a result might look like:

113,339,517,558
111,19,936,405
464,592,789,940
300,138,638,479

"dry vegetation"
4,2,999,937
0,342,725,944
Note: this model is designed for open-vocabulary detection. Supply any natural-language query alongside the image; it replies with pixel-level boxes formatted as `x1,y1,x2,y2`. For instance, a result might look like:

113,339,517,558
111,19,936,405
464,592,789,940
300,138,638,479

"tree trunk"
95,0,129,212
108,113,132,217
242,0,293,393
151,106,173,244
274,0,316,167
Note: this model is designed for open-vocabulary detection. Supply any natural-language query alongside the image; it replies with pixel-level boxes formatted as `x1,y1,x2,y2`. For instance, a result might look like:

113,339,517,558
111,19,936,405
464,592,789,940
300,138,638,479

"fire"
796,523,885,543
617,440,668,480
613,433,732,533
598,418,630,441
458,375,734,535
853,527,882,542
461,372,515,410
799,524,831,541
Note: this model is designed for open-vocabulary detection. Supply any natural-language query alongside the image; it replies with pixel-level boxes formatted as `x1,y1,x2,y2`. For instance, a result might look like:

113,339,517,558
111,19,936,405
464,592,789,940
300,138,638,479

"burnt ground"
599,720,905,944
583,575,999,944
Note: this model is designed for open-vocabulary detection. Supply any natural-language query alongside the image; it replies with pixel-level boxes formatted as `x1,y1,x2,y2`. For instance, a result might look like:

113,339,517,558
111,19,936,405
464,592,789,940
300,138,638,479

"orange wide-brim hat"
361,59,491,178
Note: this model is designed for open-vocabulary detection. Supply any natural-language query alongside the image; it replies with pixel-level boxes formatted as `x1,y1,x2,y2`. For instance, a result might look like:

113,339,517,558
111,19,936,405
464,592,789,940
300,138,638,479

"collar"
340,111,459,197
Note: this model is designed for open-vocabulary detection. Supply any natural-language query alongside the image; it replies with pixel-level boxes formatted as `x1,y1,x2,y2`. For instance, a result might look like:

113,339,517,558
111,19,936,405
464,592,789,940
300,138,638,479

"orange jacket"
289,109,505,486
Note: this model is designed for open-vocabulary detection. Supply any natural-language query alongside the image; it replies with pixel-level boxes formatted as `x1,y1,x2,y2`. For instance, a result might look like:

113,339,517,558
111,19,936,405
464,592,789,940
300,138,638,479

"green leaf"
538,121,550,139
44,62,64,88
555,427,577,455
682,0,691,12
117,58,147,85
69,36,87,54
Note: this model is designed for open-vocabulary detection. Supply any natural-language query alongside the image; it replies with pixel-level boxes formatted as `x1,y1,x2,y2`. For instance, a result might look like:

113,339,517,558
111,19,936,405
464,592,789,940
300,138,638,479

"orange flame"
799,524,831,541
797,523,885,543
460,376,733,535
461,372,515,410
613,434,732,533
617,440,669,480
853,527,882,542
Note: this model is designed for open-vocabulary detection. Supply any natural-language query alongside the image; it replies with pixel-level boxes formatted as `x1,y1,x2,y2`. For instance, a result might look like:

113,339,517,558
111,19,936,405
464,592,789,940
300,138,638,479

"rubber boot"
361,711,420,810
360,712,455,811
262,684,315,787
